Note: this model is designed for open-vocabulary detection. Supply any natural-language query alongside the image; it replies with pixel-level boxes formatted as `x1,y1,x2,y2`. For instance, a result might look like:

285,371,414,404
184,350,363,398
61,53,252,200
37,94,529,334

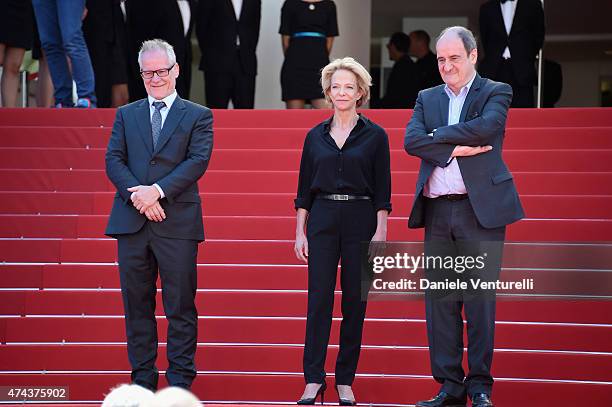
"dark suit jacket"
196,0,261,75
479,0,545,86
83,0,129,107
380,55,419,108
105,96,213,241
125,0,196,101
404,74,524,229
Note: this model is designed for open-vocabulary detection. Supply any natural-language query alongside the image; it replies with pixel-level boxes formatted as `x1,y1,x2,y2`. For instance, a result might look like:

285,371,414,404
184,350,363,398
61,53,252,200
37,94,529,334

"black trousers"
495,59,535,108
204,51,255,109
303,199,377,385
117,222,199,390
423,197,505,399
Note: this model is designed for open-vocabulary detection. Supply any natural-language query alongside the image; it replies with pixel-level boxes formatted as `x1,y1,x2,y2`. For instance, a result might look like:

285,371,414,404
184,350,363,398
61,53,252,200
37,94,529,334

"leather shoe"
416,391,467,407
471,393,493,407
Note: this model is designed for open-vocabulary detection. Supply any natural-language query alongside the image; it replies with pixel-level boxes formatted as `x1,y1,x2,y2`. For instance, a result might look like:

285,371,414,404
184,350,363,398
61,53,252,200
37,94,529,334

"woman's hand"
368,229,387,263
295,208,309,263
295,233,309,263
368,210,389,262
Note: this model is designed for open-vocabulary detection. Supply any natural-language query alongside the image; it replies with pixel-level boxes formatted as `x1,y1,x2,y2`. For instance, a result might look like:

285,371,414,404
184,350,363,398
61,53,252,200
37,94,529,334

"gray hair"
436,26,477,55
138,39,177,68
102,384,154,407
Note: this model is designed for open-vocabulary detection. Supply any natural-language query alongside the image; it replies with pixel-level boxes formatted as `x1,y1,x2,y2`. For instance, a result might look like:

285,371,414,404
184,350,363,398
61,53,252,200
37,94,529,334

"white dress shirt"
231,0,243,46
231,0,243,20
501,0,518,59
146,91,178,198
177,0,191,37
423,74,477,198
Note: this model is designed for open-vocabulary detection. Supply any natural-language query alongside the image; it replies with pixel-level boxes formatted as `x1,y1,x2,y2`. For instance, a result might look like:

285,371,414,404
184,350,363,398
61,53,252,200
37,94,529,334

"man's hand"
451,145,493,157
143,201,166,222
128,185,161,212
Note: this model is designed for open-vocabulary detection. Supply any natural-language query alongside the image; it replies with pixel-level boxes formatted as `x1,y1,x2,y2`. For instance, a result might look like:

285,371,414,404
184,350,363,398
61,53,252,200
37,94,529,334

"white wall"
255,0,372,108
556,59,612,107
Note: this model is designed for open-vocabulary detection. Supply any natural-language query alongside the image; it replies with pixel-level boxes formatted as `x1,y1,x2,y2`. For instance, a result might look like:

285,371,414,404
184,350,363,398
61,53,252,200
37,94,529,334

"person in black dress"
279,0,338,109
294,57,391,405
0,0,34,107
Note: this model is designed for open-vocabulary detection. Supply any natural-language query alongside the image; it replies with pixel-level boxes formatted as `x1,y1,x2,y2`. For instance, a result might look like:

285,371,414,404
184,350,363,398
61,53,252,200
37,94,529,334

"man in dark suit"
196,0,261,108
479,0,545,107
83,0,129,107
380,32,419,108
105,39,213,390
124,0,195,101
405,27,524,407
409,30,443,91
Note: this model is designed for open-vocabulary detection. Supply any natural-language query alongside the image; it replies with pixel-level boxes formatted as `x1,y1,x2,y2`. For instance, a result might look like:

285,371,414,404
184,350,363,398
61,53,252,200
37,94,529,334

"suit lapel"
227,0,239,22
153,96,187,155
509,0,525,36
460,74,483,123
439,88,449,126
135,99,153,156
492,2,507,39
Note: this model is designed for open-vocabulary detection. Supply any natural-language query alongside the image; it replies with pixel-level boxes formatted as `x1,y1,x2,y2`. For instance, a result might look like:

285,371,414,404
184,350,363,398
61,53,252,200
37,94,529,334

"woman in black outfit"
279,0,338,109
294,57,391,405
0,0,34,107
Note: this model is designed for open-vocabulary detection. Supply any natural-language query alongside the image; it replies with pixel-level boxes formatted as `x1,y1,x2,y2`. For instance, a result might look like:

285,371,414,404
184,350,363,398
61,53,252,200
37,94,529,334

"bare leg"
310,98,330,109
286,99,306,109
111,83,129,107
0,47,26,107
36,54,54,108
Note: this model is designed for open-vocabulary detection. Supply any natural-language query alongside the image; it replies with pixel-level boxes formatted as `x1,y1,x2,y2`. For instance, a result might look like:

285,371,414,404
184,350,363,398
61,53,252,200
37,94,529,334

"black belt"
316,194,371,201
434,194,469,201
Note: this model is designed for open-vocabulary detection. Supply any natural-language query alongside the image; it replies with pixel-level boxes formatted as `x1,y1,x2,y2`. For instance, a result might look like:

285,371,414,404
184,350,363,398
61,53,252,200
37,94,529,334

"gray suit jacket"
105,96,214,241
404,74,524,229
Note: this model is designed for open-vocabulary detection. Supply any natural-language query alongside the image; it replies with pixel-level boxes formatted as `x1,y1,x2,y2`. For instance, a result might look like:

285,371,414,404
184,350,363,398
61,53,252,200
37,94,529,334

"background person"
196,0,261,109
0,0,34,107
32,0,97,107
409,29,443,91
279,0,338,109
479,0,545,107
380,31,419,108
294,57,391,405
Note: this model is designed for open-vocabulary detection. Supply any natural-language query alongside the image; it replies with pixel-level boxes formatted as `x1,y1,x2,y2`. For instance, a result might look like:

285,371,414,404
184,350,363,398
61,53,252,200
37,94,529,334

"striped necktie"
151,101,166,148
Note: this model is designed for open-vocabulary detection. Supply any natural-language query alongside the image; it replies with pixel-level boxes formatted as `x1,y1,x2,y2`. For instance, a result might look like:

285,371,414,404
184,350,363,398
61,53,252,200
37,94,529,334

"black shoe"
335,385,357,406
416,391,467,407
471,393,493,407
297,382,327,405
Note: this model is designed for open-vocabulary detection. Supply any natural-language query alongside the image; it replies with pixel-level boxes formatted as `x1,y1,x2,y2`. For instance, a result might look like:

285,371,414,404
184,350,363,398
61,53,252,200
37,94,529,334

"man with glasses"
105,39,213,391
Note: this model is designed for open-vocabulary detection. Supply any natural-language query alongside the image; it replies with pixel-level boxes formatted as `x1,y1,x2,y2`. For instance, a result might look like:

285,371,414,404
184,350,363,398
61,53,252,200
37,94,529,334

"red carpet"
0,108,611,406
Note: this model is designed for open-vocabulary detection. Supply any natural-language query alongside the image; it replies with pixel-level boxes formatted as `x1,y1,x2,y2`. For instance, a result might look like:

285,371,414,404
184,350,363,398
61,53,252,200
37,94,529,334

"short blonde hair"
321,57,372,107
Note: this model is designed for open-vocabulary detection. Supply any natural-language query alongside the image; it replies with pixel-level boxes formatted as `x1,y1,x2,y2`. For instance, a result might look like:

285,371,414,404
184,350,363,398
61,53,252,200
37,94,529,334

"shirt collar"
444,72,477,99
323,113,368,132
148,91,178,110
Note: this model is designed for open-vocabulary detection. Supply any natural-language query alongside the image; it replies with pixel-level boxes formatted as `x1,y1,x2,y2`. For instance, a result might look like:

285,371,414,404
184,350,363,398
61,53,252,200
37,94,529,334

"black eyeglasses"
140,64,175,79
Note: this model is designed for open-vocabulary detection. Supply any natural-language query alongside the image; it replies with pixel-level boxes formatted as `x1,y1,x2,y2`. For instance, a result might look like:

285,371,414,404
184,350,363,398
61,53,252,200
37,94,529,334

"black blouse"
279,0,339,37
295,114,392,213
